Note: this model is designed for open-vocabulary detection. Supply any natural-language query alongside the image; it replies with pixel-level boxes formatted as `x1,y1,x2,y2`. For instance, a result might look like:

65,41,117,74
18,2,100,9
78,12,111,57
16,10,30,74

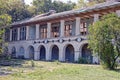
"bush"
31,60,35,67
78,58,90,64
54,60,61,65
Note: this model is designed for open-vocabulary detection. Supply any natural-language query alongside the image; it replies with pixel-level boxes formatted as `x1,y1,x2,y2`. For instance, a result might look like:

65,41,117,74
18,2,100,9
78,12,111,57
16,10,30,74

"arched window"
11,47,16,58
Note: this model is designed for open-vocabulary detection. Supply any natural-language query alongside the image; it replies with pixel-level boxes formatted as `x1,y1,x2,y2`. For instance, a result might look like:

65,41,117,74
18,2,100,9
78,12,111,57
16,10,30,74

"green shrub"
54,60,61,65
78,58,89,64
31,60,35,67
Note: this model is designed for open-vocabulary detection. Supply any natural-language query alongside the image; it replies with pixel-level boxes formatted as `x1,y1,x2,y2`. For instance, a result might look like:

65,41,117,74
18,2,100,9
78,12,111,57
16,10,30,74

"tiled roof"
12,1,120,26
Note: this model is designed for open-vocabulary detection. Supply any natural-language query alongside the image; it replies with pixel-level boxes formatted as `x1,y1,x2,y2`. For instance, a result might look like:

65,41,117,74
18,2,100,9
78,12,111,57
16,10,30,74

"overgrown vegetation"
0,60,120,80
88,13,120,70
0,0,11,55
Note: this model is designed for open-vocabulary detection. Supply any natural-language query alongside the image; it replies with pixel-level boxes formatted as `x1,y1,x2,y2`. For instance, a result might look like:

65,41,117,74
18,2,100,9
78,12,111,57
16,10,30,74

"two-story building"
5,0,120,63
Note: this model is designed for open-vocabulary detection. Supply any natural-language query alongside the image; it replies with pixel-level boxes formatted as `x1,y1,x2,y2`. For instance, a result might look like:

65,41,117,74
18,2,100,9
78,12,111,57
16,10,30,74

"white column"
60,20,65,37
59,46,65,61
75,51,80,62
93,54,99,64
47,22,51,38
36,24,40,39
34,48,39,60
24,47,29,59
75,17,81,36
46,46,51,61
26,26,29,40
116,10,120,17
94,14,99,22
10,29,12,41
16,47,19,58
17,28,20,40
74,48,80,62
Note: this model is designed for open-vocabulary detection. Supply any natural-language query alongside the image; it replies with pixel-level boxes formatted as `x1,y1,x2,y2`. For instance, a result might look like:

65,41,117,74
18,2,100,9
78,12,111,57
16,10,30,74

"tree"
0,0,12,54
32,0,53,14
7,0,32,22
74,0,106,9
32,0,75,14
52,1,75,12
88,0,106,3
88,13,120,70
74,0,88,9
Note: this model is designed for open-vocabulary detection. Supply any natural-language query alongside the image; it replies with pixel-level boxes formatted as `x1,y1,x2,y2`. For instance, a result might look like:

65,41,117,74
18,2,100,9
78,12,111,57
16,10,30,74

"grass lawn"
0,59,120,80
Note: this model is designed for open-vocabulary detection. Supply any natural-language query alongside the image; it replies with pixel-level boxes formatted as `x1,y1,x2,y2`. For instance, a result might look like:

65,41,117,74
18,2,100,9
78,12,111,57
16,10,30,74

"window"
29,25,36,40
40,25,47,39
51,23,60,38
5,29,10,41
80,18,94,35
64,20,74,37
12,28,18,41
64,24,72,37
80,21,87,35
20,27,26,40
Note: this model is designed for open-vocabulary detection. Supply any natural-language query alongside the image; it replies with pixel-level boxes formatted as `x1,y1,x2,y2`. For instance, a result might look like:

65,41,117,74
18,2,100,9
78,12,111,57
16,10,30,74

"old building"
5,0,120,63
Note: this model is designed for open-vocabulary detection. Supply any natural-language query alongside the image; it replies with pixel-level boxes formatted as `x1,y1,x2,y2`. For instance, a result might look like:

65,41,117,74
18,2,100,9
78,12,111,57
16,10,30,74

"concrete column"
36,24,40,39
75,51,80,62
93,55,99,64
47,22,51,38
24,47,29,59
79,49,82,58
94,14,99,22
75,17,81,36
16,47,19,58
34,49,39,60
46,46,51,61
60,20,65,37
26,26,29,40
116,10,120,17
74,48,80,62
10,29,12,41
59,46,65,61
17,28,20,40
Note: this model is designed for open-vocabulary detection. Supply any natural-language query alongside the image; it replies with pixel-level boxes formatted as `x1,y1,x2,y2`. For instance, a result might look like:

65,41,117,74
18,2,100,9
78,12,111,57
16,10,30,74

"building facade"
5,1,120,63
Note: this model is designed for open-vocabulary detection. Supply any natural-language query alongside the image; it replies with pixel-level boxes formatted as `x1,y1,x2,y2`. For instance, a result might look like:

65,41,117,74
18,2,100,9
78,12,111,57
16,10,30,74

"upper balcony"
5,1,120,42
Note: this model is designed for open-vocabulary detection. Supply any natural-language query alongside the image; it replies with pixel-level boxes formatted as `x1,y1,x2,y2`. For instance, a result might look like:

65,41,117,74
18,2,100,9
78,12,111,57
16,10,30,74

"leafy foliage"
32,0,75,14
0,0,12,54
7,0,32,22
88,13,120,69
74,0,106,9
0,14,11,26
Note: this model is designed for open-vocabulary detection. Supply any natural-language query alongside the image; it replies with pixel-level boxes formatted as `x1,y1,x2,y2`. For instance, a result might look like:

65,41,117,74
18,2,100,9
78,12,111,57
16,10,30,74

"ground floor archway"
82,44,93,63
28,46,34,59
65,44,74,62
40,46,46,60
51,45,59,61
11,47,16,58
19,47,25,59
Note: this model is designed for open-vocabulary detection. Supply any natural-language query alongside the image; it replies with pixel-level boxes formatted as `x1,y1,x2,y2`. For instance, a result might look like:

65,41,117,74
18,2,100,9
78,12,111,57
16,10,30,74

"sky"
25,0,78,5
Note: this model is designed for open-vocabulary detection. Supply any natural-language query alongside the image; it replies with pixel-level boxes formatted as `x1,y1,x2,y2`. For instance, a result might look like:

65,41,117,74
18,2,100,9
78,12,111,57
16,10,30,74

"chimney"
49,10,56,14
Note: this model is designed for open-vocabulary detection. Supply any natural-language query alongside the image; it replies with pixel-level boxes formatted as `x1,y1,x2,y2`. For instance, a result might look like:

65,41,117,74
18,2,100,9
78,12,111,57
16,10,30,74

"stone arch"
51,45,59,61
11,47,16,58
28,45,34,59
80,43,93,63
64,44,75,62
18,47,25,59
39,45,46,60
